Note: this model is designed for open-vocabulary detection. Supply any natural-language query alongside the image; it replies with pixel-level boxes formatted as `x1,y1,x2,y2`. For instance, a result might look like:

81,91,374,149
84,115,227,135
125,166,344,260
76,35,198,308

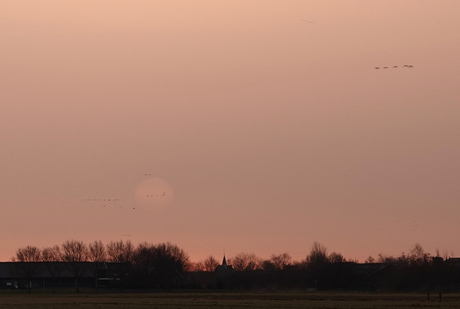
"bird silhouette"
374,64,414,69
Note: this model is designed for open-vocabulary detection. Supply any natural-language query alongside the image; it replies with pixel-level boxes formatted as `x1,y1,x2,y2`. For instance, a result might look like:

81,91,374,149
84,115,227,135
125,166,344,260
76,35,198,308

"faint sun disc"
134,178,174,211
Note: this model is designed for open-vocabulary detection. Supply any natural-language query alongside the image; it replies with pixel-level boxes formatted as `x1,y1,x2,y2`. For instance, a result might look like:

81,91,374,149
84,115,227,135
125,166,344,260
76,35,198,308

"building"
214,255,233,289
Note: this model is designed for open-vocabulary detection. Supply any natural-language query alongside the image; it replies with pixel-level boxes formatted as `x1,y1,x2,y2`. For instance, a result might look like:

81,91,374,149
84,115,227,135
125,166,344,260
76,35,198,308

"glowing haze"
1,1,460,262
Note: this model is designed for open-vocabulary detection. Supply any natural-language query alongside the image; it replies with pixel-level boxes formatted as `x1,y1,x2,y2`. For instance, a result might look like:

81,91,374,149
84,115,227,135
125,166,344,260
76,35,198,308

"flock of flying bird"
300,19,416,71
80,173,169,238
146,191,167,198
375,65,414,69
81,198,120,202
81,174,168,211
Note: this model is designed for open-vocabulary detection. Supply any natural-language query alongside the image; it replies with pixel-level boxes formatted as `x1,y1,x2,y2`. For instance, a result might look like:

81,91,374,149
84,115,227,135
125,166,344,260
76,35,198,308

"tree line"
8,240,460,292
10,240,191,293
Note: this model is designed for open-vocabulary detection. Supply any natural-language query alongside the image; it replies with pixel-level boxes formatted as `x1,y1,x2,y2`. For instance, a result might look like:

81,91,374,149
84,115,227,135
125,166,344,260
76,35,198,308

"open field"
0,291,460,309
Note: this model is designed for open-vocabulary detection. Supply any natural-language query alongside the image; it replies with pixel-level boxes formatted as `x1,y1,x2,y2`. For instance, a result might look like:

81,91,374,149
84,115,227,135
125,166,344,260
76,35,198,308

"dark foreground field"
1,291,459,309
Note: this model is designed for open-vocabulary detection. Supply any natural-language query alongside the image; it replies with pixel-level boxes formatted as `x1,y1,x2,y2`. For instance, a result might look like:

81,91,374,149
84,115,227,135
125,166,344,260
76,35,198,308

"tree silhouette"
191,260,205,272
408,243,431,267
203,255,219,272
106,240,134,291
61,240,88,293
150,242,191,288
88,240,107,292
132,242,156,289
329,252,346,263
230,253,262,272
41,245,63,293
11,246,42,293
7,239,459,292
270,253,293,270
304,242,330,269
365,255,375,264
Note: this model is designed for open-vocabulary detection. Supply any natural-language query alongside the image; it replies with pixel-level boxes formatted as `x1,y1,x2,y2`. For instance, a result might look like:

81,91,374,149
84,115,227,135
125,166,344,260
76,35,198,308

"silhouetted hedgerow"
5,241,460,292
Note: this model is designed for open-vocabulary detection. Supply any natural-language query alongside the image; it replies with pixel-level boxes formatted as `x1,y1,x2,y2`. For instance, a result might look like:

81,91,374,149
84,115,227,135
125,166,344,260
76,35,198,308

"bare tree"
132,242,156,289
191,260,205,272
377,253,397,264
88,240,107,292
11,246,42,293
329,252,346,263
106,240,134,291
230,253,262,272
106,240,134,263
61,240,88,293
191,256,218,272
303,242,330,270
158,242,192,272
203,255,219,272
365,255,375,264
188,255,218,288
261,259,276,272
42,245,62,293
270,253,292,270
149,242,191,288
408,243,431,267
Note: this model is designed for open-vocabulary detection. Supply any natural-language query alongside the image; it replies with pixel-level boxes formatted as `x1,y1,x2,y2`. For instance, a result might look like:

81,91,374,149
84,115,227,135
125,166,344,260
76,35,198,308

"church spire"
222,254,227,266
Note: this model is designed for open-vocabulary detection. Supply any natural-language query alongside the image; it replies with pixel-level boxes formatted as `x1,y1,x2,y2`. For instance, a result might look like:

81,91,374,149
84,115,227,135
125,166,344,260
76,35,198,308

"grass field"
0,291,459,309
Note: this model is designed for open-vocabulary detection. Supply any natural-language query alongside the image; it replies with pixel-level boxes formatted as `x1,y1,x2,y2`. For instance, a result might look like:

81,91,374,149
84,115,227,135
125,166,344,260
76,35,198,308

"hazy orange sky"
1,0,460,263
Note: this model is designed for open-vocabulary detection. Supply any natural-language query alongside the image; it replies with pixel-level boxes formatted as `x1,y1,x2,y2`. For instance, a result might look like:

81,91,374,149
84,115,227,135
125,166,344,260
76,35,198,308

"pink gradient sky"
1,0,460,263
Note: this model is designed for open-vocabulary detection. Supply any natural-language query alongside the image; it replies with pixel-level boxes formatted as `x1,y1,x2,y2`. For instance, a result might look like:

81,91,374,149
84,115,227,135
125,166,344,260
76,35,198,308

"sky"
1,0,460,263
